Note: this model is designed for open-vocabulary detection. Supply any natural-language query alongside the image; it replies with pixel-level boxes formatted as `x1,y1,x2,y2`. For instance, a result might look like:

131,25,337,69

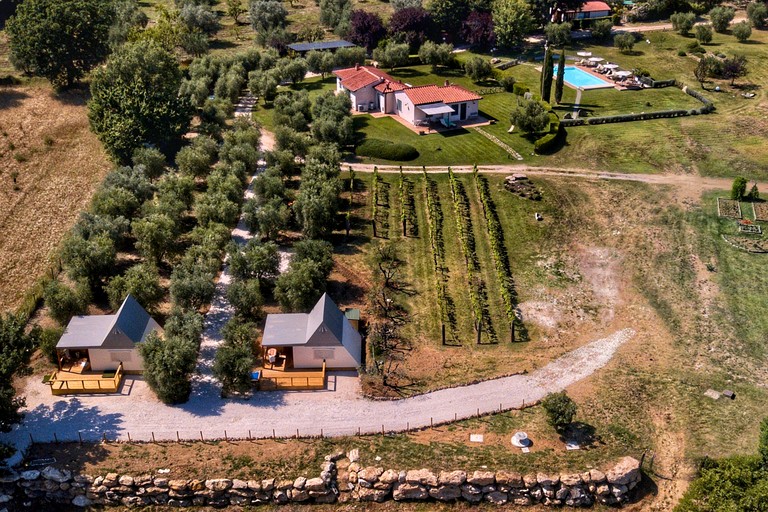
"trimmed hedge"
356,138,419,161
534,112,562,153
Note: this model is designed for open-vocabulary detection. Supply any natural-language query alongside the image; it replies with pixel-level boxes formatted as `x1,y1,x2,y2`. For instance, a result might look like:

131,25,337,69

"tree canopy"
493,0,534,48
89,40,192,163
6,0,116,87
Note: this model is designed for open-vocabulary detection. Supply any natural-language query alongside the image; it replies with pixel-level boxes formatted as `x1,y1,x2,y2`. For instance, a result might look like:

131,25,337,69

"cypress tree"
541,46,554,103
555,48,566,104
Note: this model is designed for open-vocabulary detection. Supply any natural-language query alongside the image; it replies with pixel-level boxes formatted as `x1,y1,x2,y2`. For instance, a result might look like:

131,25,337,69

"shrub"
709,6,735,33
39,327,64,365
732,20,752,42
132,147,166,179
686,40,705,54
356,139,419,161
544,21,572,46
591,19,613,41
695,24,713,44
747,2,768,29
464,56,493,82
614,32,636,53
499,75,516,92
542,391,577,434
731,177,748,200
677,50,687,56
227,279,264,319
139,331,198,404
512,83,530,96
670,12,696,35
106,263,164,311
44,279,91,325
213,319,256,396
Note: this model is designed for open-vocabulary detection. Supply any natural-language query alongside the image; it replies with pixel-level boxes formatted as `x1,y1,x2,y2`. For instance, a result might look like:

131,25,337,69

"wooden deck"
255,362,326,391
49,363,124,395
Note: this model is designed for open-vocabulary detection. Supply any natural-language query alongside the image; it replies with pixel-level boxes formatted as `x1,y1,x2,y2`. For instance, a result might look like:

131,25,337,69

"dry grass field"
0,85,111,313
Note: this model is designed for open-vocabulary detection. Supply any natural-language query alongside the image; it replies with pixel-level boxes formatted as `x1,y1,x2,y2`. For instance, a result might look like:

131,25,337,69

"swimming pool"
553,65,613,89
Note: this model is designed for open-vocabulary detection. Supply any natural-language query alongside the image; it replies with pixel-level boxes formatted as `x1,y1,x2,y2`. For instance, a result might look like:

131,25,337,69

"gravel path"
2,329,634,457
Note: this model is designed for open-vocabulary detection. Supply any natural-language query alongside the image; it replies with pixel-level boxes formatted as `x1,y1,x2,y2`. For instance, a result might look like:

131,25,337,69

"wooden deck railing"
50,363,124,395
259,362,326,391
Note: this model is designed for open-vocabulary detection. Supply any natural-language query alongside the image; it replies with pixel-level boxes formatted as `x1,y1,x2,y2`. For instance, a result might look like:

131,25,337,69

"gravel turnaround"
2,329,634,455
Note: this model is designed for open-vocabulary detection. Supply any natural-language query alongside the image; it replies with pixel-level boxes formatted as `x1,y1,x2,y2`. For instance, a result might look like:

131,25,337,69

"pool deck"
539,64,616,90
561,65,615,90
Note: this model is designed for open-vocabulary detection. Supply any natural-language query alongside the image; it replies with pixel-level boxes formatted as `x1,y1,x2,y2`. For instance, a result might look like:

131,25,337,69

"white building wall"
293,345,359,369
394,91,421,124
89,348,143,372
350,86,377,111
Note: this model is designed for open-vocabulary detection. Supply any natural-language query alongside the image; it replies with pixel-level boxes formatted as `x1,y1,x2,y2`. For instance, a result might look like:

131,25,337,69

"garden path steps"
473,127,524,160
189,96,278,401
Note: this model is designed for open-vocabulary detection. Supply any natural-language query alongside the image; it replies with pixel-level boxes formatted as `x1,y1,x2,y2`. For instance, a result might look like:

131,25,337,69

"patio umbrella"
614,70,632,77
577,51,592,57
588,57,604,63
603,63,619,70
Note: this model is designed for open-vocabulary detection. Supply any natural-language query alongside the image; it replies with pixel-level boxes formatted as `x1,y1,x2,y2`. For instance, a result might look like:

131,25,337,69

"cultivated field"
0,85,111,313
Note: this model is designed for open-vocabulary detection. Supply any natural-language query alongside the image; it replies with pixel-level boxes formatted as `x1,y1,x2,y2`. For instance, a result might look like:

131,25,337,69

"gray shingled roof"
56,295,162,350
261,293,346,348
287,40,355,53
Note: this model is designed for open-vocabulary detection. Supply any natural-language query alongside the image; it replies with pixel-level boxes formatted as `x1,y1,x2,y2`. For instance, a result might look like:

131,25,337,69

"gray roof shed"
56,295,162,350
261,293,347,348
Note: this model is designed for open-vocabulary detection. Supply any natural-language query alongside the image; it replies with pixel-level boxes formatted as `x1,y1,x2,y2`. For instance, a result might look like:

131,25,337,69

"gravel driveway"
2,329,634,460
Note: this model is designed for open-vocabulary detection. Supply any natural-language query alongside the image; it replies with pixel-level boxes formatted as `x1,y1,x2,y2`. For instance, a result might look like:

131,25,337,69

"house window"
397,99,402,112
110,350,132,362
313,349,334,360
451,104,458,116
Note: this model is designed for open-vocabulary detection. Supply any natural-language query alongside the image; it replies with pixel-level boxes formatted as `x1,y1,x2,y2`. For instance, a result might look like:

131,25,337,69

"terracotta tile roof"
401,84,482,105
578,1,611,12
374,81,409,93
333,66,394,92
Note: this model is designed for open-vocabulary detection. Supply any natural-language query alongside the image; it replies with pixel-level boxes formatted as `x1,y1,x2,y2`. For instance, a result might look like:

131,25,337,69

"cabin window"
110,350,132,362
313,349,334,360
396,99,402,112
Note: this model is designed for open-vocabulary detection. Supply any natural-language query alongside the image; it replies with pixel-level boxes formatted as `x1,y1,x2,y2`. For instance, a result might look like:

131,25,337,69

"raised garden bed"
722,235,768,253
717,198,742,219
753,202,768,222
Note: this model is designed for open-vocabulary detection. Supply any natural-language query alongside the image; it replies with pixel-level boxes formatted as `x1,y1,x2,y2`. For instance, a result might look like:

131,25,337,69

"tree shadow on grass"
0,89,29,110
209,39,239,50
391,68,427,79
51,84,91,106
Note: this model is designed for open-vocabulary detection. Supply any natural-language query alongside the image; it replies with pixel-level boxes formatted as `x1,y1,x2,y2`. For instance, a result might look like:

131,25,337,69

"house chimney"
355,63,360,70
444,79,449,87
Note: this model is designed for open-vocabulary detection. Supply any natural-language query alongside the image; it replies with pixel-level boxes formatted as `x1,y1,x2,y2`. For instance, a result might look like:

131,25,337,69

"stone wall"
0,453,642,509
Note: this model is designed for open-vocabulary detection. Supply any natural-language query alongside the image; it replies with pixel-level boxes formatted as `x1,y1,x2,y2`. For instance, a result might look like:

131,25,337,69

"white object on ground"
470,434,484,443
511,432,531,447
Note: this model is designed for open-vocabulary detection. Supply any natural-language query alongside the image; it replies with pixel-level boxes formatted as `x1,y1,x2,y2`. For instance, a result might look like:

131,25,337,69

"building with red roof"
334,65,483,126
555,0,611,22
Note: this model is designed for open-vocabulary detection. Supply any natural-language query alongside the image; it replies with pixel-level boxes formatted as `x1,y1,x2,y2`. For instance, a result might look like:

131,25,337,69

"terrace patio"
47,363,125,396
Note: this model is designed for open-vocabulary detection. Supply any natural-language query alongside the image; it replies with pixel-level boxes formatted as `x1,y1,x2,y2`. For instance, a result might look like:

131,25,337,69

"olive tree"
510,98,550,134
139,331,198,404
213,319,256,395
89,40,192,162
6,0,115,87
106,263,164,311
542,391,577,434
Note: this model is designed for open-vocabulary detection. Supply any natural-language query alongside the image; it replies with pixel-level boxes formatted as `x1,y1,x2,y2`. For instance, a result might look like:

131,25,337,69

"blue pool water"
553,65,611,88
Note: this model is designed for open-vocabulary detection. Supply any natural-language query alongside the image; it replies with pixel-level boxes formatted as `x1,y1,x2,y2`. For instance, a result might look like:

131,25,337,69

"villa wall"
2,453,643,508
88,348,143,373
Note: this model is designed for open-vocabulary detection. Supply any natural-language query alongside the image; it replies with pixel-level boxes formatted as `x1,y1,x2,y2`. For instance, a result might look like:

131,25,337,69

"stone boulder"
537,473,560,487
429,485,462,501
485,491,509,505
467,470,495,486
393,482,428,501
205,479,232,492
356,487,389,502
560,473,582,486
379,469,399,485
495,470,523,488
42,467,72,484
305,478,325,492
606,457,641,486
405,469,437,487
438,470,466,487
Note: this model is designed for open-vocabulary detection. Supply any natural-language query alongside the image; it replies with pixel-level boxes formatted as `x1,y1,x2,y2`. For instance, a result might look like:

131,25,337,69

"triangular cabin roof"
56,295,162,350
261,293,348,347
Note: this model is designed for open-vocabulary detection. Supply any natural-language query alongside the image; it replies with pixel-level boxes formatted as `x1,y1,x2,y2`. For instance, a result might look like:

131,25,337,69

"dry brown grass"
0,85,111,313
